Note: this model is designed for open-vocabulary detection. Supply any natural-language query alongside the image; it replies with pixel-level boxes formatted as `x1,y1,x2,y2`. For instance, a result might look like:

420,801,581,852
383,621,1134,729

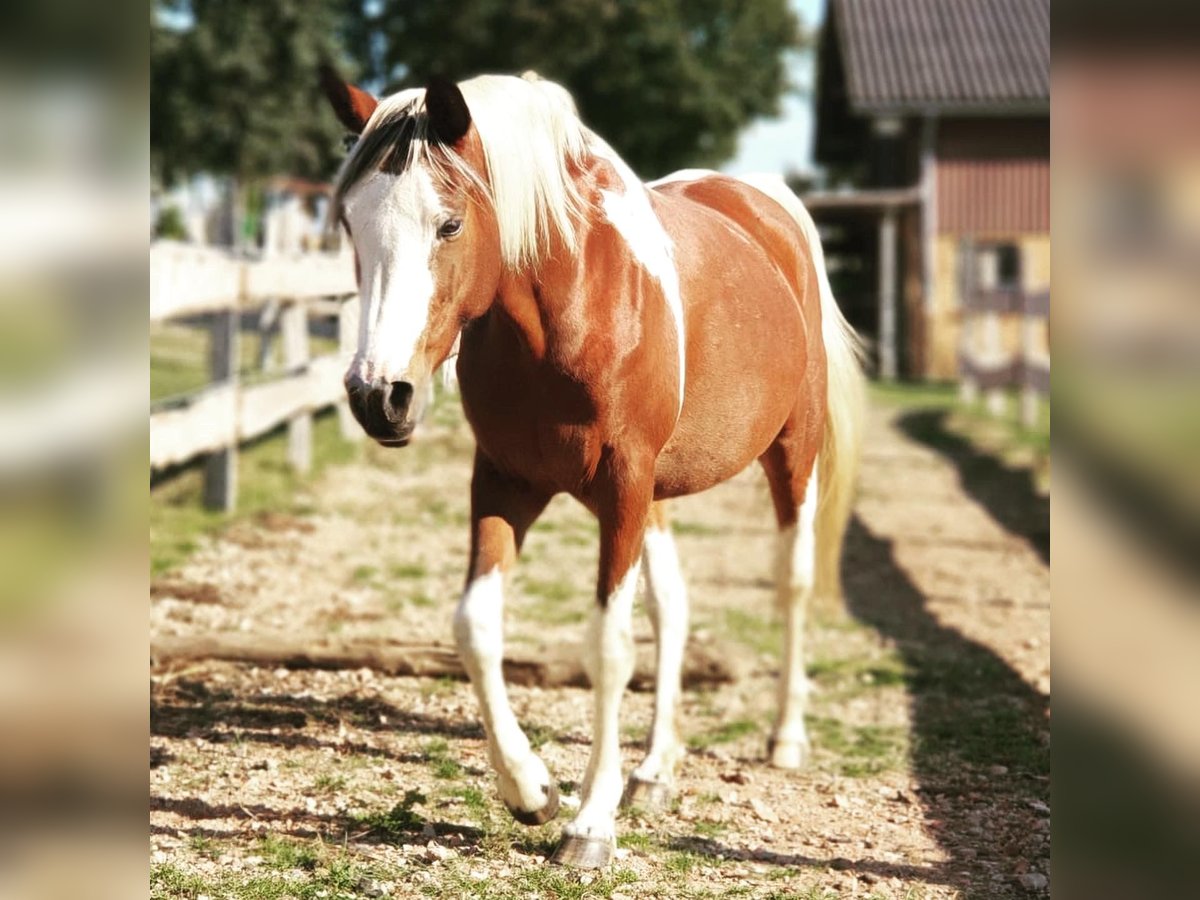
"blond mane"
333,73,590,269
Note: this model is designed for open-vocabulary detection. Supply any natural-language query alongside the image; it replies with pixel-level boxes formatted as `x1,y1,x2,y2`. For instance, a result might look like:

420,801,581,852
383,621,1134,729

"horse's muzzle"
345,373,421,446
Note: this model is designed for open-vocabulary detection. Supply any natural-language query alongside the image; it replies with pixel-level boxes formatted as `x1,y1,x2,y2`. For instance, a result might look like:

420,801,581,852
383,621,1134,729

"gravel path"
151,398,1050,899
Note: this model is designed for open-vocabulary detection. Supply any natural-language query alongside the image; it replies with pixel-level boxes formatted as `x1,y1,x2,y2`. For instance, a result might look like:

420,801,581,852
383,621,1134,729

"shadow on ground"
842,512,1050,898
896,409,1049,564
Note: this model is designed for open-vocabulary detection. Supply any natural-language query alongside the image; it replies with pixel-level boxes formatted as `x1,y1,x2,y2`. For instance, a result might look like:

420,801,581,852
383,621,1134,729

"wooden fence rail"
958,241,1050,429
150,242,358,511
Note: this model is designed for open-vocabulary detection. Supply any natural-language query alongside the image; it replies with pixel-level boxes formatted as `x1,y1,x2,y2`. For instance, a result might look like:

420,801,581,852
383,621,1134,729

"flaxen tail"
736,175,867,601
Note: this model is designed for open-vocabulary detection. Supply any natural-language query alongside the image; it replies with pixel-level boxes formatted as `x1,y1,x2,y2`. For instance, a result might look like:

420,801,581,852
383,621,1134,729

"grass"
807,716,908,778
423,737,463,779
311,773,348,794
722,607,781,658
870,379,1049,456
153,832,386,900
350,788,427,839
687,717,760,750
150,411,359,576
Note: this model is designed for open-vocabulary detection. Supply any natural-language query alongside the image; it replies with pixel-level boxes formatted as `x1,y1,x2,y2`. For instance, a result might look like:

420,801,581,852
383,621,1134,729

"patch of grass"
311,772,347,794
688,717,759,750
258,834,319,871
665,850,704,875
429,864,638,900
671,520,722,537
186,833,219,859
722,608,780,658
693,820,726,838
150,412,358,576
351,564,377,584
389,561,428,579
520,721,557,750
617,830,654,852
453,785,489,818
423,738,463,779
808,717,907,778
808,652,909,697
351,788,427,839
868,380,957,409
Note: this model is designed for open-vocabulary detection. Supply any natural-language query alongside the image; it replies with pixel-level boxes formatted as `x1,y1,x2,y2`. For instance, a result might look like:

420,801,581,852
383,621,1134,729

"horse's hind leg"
623,501,688,810
455,451,558,824
759,434,820,769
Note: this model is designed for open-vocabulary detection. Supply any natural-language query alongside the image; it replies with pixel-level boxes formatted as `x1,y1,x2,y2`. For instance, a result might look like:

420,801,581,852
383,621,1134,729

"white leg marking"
772,467,819,768
565,562,642,842
454,567,553,812
630,526,689,787
589,139,686,418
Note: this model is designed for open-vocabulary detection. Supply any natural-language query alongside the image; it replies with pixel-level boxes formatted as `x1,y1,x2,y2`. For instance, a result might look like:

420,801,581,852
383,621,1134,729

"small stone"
829,794,849,809
1028,800,1050,814
613,847,630,860
988,765,1009,776
750,798,779,823
579,873,594,885
720,771,752,785
718,788,739,805
1018,872,1048,891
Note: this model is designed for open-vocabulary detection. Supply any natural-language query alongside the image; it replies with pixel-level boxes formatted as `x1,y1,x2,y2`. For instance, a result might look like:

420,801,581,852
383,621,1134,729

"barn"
809,0,1050,381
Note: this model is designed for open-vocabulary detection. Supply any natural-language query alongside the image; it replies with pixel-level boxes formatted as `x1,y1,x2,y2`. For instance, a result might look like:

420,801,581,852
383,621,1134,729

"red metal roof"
832,0,1050,114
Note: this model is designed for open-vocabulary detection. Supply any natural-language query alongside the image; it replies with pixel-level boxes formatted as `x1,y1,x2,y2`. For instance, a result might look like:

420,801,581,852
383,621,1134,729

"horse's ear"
424,75,471,146
319,62,378,135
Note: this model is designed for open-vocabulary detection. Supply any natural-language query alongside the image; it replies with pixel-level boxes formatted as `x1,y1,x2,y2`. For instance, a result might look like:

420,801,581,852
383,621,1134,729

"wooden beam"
280,302,313,474
878,208,898,381
202,311,238,512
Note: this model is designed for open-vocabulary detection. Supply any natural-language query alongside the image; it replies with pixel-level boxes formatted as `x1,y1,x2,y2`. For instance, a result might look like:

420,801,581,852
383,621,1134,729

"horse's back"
650,172,814,306
646,172,823,498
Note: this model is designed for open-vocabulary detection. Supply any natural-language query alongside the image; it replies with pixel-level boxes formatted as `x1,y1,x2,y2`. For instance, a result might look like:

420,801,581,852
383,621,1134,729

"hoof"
620,776,673,812
767,736,810,770
550,833,614,869
506,781,560,826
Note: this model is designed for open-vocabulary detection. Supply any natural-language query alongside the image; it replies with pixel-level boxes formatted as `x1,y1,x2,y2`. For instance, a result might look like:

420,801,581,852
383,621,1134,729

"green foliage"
347,0,802,176
351,789,427,839
151,0,350,184
154,205,190,240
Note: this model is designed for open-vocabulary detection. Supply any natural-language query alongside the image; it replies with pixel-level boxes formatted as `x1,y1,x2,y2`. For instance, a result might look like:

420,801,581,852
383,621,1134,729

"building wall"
919,116,1051,379
925,232,1051,380
936,117,1050,234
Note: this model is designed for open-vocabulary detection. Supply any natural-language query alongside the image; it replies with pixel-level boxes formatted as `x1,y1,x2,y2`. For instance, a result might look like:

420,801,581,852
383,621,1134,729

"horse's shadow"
895,408,1049,563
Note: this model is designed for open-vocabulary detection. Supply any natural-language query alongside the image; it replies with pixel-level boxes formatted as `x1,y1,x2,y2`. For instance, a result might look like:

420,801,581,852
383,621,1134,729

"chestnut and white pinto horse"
322,69,865,868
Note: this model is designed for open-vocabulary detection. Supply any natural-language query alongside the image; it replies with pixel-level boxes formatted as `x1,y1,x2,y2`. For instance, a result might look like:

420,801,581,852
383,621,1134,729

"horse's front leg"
552,475,651,868
454,451,556,824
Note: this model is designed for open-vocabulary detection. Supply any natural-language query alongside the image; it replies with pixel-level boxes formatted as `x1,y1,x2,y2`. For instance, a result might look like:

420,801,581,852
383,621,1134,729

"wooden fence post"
203,309,238,511
878,207,898,381
958,238,979,405
336,298,362,441
280,300,313,473
1020,294,1042,430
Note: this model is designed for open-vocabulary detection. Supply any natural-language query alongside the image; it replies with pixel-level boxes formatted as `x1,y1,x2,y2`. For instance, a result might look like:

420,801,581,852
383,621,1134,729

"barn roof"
831,0,1050,114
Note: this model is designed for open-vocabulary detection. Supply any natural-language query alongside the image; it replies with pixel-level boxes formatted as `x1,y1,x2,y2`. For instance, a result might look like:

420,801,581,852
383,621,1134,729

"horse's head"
321,69,502,446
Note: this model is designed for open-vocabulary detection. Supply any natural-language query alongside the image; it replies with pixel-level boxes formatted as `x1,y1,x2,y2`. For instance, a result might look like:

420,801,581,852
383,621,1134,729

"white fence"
149,242,358,511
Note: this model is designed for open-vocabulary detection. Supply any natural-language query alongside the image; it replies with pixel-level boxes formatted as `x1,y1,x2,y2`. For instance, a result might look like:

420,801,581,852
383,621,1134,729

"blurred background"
3,0,1199,895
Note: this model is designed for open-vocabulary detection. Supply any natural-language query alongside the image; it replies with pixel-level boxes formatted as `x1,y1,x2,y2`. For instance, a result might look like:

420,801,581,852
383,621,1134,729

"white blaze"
341,165,447,383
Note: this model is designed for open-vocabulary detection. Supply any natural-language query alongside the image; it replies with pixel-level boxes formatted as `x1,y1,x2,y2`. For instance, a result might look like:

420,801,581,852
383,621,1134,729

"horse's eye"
438,219,463,240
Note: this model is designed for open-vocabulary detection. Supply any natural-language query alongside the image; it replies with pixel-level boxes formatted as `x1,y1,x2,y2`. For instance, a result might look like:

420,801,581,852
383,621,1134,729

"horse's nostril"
385,381,414,421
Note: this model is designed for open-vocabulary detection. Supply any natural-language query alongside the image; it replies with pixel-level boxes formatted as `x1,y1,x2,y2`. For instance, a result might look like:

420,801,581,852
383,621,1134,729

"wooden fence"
150,242,359,511
957,241,1050,429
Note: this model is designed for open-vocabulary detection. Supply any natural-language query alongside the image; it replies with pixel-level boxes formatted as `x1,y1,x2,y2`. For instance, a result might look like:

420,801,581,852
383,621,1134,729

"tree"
151,0,352,186
351,0,801,177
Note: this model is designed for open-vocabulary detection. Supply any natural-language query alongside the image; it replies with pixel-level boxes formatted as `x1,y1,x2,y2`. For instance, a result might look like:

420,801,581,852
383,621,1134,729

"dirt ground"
150,397,1050,899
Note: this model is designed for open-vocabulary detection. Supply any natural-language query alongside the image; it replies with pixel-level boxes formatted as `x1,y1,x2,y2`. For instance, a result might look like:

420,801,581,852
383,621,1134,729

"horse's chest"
458,357,607,494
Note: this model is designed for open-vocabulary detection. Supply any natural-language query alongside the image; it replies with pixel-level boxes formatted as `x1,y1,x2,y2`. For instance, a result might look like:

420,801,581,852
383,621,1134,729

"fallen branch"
149,634,738,691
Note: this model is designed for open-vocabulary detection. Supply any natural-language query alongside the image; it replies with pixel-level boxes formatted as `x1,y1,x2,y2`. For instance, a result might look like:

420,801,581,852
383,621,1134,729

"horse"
320,68,865,869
